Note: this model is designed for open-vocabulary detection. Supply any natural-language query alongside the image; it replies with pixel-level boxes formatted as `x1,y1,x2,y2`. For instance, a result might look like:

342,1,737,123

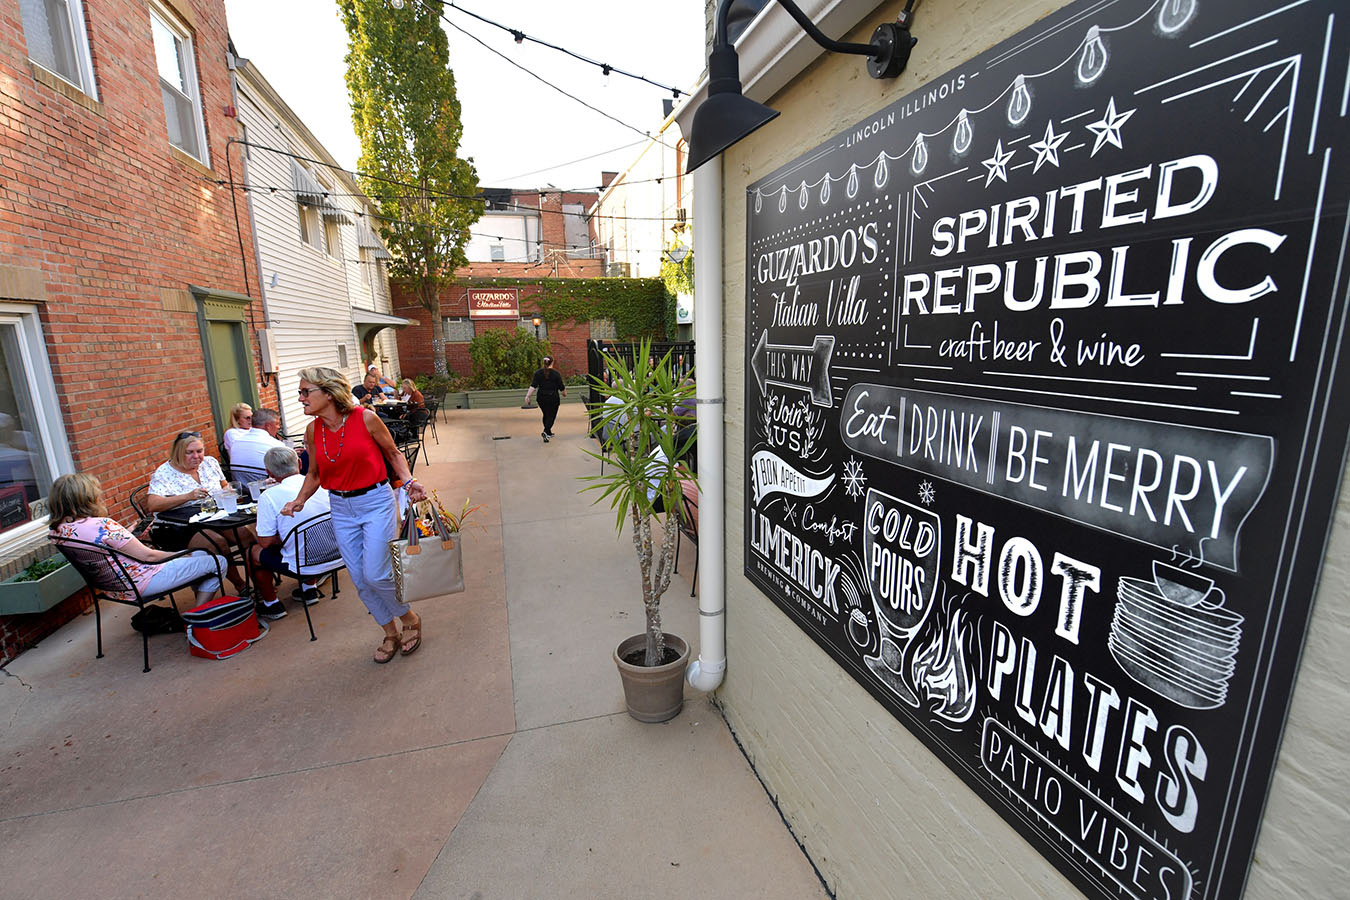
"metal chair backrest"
408,408,431,435
229,464,267,484
286,512,344,577
424,398,440,417
679,493,699,543
402,441,419,473
53,536,139,596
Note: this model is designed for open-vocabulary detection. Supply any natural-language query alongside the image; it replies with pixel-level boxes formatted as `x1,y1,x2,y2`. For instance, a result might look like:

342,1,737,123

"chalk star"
981,140,1015,186
1028,120,1068,172
1085,97,1135,156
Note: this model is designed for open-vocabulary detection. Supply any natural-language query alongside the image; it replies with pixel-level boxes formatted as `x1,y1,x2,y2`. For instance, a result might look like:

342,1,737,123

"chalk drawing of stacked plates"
1108,561,1243,710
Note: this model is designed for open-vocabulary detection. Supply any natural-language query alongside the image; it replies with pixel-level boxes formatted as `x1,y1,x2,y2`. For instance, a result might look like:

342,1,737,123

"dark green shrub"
467,329,549,389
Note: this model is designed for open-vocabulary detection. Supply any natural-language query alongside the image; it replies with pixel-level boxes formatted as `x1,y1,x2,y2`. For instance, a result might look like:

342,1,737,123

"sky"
223,0,707,191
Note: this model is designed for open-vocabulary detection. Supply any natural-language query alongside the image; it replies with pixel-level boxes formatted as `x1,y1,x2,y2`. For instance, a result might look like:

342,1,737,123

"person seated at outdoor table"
145,431,256,596
367,364,398,396
49,473,227,608
248,446,330,620
352,372,383,408
221,403,252,454
397,379,425,409
228,408,287,476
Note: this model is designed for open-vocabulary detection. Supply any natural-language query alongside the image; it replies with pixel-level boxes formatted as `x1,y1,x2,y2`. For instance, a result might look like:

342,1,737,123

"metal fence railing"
585,339,696,429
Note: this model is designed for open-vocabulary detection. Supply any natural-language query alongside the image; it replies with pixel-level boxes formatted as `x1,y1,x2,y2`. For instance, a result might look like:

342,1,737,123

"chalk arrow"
751,330,835,407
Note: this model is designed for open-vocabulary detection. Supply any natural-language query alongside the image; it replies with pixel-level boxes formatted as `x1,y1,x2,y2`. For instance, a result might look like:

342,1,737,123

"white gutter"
677,0,877,693
685,156,726,692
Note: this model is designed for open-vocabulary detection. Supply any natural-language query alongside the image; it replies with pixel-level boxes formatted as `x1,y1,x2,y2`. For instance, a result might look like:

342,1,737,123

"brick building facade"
0,0,265,661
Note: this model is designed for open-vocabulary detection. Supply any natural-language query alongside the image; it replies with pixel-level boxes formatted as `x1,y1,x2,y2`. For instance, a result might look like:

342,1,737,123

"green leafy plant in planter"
580,340,696,720
14,556,64,582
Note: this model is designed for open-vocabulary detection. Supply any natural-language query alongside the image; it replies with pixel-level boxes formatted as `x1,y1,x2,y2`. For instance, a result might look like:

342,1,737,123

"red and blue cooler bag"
182,595,268,660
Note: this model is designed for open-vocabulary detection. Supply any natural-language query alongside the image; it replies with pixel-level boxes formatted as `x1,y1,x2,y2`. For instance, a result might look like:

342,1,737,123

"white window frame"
442,317,474,342
490,243,506,262
323,216,341,259
149,2,209,165
0,303,75,550
21,0,98,99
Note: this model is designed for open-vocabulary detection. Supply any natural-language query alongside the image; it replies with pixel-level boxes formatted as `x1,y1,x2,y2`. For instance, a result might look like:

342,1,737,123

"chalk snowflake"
918,480,936,506
842,457,868,500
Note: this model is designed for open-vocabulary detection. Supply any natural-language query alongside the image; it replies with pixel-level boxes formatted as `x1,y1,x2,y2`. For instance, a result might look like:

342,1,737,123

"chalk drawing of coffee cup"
861,488,942,707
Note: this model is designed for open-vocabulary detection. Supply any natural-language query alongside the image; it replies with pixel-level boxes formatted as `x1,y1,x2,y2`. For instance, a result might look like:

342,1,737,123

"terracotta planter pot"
613,632,690,723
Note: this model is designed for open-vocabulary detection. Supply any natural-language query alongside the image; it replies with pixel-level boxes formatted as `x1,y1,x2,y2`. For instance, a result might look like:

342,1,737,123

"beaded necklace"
318,413,348,463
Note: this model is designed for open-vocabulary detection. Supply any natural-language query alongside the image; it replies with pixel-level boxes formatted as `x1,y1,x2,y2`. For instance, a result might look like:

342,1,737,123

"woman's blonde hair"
297,366,357,414
47,473,106,527
400,378,416,392
168,431,205,468
229,402,252,428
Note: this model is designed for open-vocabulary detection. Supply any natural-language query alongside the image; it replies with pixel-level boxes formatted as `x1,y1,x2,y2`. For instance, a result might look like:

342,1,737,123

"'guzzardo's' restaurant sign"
467,287,519,319
741,2,1350,898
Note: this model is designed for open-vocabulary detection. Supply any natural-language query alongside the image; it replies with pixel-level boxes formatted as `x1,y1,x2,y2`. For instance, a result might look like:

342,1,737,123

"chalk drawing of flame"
911,606,977,724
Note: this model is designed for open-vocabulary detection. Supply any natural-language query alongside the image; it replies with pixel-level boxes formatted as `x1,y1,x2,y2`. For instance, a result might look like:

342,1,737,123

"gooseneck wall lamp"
686,0,917,172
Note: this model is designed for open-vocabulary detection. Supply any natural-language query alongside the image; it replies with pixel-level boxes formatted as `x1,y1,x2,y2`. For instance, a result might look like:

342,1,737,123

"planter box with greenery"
0,555,86,615
582,339,697,722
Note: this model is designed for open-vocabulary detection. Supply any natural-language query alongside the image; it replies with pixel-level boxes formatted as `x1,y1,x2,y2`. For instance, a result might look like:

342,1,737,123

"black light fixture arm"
713,0,915,78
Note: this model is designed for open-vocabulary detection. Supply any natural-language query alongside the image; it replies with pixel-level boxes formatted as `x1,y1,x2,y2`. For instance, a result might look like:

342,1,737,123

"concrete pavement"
0,403,828,900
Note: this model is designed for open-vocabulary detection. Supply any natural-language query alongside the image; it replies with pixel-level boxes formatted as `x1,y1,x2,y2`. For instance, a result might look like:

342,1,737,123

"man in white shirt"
249,446,332,619
228,408,287,480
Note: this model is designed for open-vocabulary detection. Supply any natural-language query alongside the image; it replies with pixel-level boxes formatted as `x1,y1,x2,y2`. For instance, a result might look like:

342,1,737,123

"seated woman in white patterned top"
145,431,256,596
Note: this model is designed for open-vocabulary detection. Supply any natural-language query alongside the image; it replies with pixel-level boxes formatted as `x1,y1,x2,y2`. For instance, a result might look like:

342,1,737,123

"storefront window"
0,305,73,541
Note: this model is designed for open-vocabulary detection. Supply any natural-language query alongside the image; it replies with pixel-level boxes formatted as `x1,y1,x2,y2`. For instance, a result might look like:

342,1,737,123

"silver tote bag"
390,501,465,603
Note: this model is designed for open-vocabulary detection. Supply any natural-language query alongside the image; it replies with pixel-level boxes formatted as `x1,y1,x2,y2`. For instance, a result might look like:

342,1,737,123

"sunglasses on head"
176,431,201,441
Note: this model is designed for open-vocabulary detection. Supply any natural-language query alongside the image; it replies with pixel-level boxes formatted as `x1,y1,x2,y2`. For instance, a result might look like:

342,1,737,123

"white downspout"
686,158,726,692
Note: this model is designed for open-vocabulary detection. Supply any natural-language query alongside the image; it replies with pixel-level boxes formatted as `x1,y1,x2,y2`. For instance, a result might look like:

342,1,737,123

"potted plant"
582,338,697,722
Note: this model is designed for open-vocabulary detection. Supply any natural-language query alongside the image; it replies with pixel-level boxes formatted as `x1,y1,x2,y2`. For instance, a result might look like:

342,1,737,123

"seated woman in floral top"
145,431,256,595
49,473,225,607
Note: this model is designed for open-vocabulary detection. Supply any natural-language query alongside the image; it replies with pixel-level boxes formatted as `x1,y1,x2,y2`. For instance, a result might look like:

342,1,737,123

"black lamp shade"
686,43,780,173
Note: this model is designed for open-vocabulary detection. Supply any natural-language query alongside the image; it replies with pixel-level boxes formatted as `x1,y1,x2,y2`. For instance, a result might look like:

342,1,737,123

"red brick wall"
0,0,258,662
392,278,595,380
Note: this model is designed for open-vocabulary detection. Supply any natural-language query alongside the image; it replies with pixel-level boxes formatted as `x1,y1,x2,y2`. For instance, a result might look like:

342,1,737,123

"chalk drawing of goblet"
861,488,942,708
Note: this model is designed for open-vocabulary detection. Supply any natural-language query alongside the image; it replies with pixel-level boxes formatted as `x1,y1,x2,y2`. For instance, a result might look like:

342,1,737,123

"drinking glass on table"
200,492,218,514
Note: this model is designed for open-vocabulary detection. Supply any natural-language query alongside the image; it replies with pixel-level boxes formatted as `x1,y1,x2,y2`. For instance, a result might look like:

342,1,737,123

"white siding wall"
237,81,391,438
593,129,690,278
465,211,539,263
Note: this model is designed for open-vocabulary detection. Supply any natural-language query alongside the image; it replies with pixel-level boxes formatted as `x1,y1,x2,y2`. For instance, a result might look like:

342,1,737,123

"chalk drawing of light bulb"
911,135,928,175
953,110,973,156
754,189,762,213
1007,75,1032,126
819,176,831,205
846,164,860,198
778,187,787,213
873,153,890,190
1157,0,1198,35
798,180,809,210
1076,26,1108,85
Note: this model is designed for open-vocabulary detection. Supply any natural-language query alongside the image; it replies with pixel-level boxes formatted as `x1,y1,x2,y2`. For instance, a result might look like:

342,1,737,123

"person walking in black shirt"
524,356,566,442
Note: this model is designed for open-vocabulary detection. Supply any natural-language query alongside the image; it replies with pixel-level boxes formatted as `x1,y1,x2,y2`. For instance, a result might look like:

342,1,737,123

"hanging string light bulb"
953,110,973,156
819,176,831,205
798,181,809,210
778,187,788,213
1076,26,1108,85
1007,75,1032,126
846,164,860,199
1157,0,1198,35
873,153,890,190
911,135,929,176
754,189,763,213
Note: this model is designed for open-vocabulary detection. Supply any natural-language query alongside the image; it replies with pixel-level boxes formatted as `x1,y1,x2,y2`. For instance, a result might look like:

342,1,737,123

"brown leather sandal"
399,614,422,656
374,633,400,664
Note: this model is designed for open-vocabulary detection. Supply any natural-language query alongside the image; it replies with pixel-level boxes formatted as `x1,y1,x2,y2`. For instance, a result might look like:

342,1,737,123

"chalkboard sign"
742,3,1349,898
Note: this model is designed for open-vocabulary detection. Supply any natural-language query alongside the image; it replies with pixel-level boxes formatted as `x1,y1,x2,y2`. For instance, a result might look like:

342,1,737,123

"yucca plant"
580,339,697,666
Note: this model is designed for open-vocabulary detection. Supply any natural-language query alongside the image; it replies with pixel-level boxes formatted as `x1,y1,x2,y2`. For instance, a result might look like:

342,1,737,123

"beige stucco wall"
713,1,1350,897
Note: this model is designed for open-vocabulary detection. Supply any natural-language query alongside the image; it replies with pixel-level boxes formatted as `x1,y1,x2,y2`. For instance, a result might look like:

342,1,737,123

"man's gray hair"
253,408,280,430
263,446,300,478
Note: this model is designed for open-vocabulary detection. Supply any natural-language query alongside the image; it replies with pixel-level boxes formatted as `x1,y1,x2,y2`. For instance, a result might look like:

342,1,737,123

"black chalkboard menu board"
742,3,1349,898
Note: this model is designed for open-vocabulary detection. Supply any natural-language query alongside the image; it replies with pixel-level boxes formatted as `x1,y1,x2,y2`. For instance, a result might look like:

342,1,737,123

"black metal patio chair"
423,398,440,444
52,537,225,672
273,512,346,642
128,485,155,541
406,408,432,466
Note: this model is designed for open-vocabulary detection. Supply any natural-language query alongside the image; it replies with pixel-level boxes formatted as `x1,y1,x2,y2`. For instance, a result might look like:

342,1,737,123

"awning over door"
351,307,414,347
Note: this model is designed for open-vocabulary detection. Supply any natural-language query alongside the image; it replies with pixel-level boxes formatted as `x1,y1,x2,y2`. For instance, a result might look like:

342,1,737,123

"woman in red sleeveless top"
281,367,428,663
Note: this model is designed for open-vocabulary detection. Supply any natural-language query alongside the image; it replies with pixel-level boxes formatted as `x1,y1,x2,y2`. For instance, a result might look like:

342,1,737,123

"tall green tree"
339,0,482,375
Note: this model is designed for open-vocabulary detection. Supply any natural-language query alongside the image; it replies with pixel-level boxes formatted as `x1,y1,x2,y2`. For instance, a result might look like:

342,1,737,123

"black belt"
330,479,388,498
